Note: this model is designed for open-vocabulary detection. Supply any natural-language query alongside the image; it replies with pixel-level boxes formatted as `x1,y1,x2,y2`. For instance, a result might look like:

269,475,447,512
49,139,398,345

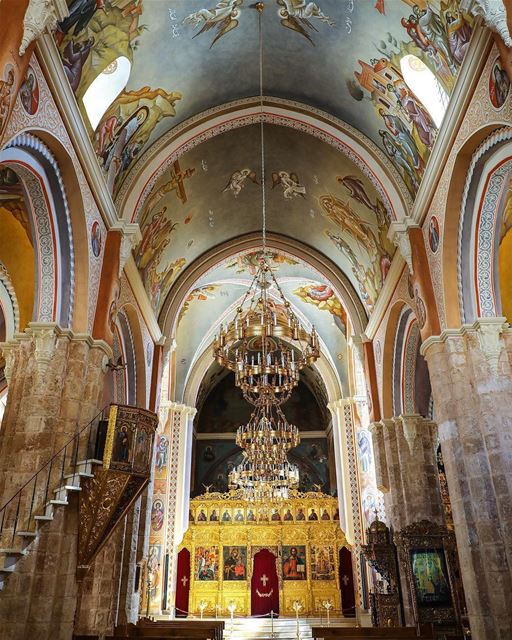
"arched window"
400,54,448,127
83,56,131,130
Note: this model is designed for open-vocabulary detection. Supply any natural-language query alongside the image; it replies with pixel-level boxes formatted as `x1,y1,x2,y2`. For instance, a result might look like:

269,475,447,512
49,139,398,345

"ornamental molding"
20,0,68,56
461,0,512,47
420,317,509,375
388,220,420,276
3,322,112,357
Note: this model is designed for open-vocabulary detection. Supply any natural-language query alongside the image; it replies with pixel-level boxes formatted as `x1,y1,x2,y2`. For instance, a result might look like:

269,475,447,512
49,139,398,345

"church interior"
1,1,512,639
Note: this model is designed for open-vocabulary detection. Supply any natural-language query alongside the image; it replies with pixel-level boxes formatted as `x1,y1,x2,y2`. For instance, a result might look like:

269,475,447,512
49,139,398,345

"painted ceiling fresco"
173,249,349,401
133,124,395,316
57,0,472,197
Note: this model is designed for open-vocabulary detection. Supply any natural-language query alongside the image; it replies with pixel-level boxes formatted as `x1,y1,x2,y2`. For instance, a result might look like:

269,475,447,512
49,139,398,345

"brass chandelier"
214,2,320,501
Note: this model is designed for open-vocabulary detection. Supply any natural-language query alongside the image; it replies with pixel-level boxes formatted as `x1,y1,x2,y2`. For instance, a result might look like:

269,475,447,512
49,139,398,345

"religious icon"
209,509,219,522
414,287,427,329
19,66,39,115
223,546,247,581
489,57,510,109
151,499,164,532
247,509,256,522
197,508,207,522
320,508,331,521
428,216,440,253
0,64,15,136
271,508,281,521
283,508,294,521
147,545,162,602
195,546,218,581
90,220,102,258
282,545,307,580
357,430,372,473
113,425,131,463
221,509,231,522
411,549,451,607
296,508,306,521
333,508,340,521
234,508,244,522
155,435,168,476
308,508,319,521
311,545,335,580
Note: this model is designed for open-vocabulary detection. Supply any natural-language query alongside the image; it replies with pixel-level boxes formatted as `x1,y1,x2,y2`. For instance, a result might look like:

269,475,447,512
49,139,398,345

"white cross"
261,574,269,586
341,574,350,586
181,576,189,587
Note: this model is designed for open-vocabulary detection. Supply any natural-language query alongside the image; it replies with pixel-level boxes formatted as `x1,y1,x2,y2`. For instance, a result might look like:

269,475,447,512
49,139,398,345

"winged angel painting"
183,0,334,47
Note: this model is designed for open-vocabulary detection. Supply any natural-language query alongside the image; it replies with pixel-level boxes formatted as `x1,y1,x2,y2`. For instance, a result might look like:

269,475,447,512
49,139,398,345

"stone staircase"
0,457,102,591
217,616,355,639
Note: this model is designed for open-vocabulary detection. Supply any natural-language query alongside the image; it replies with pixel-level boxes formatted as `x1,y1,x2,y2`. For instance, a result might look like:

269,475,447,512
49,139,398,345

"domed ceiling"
57,0,472,198
133,124,395,316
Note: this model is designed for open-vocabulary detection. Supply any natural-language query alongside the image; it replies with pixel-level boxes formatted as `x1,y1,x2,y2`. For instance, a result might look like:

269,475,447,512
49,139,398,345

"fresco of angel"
276,0,335,45
223,168,259,197
183,0,243,47
271,171,306,199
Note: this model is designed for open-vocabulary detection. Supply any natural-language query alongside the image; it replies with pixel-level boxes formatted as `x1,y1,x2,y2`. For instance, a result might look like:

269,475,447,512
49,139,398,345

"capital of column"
111,221,142,277
19,0,69,55
327,397,352,414
420,317,509,375
0,322,112,384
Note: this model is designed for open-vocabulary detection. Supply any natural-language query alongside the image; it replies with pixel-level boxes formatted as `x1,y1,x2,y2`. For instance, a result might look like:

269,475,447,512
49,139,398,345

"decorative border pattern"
458,127,512,321
0,260,20,333
116,96,411,218
342,401,364,607
3,55,105,333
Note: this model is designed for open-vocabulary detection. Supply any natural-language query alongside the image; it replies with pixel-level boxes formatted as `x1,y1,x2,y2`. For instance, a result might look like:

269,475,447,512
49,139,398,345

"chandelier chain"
258,6,266,256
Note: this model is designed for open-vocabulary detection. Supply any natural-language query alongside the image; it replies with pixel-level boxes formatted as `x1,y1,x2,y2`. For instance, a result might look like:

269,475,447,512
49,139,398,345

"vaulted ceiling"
55,0,474,395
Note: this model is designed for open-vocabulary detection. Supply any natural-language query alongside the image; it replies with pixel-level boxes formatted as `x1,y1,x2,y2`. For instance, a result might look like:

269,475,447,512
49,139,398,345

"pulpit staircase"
0,404,157,591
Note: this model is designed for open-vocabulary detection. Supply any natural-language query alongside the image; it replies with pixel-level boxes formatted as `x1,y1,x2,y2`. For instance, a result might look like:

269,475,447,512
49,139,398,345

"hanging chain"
258,3,267,258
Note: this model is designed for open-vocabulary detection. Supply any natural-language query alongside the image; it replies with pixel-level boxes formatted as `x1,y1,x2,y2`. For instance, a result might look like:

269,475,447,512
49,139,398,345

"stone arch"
381,300,407,419
159,231,368,344
0,263,19,340
456,128,512,323
0,133,83,328
442,125,510,327
119,303,148,408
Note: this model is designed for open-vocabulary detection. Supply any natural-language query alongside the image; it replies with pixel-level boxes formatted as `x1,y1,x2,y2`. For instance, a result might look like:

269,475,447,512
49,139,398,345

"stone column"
0,322,109,506
328,398,365,617
371,415,442,532
0,322,110,640
421,319,512,640
148,401,196,616
370,415,443,625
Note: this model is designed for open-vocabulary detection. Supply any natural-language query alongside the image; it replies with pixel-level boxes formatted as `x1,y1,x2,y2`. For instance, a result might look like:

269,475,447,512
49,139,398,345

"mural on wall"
489,56,510,109
293,283,347,335
134,125,395,317
193,436,331,497
19,66,39,115
0,64,15,137
56,1,472,200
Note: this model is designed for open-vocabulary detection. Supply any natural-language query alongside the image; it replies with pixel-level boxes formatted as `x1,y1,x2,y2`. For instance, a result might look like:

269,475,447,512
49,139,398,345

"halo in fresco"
55,1,472,197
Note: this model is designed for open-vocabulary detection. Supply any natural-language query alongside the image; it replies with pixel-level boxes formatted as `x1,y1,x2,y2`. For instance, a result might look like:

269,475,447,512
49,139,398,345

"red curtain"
339,546,356,617
251,549,280,617
175,548,191,617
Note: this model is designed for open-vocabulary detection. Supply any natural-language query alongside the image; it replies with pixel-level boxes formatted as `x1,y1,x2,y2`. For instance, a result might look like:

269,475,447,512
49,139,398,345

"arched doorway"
251,549,279,617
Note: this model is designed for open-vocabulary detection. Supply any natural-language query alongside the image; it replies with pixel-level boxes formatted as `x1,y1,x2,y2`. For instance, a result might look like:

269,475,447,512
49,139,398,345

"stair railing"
0,405,111,548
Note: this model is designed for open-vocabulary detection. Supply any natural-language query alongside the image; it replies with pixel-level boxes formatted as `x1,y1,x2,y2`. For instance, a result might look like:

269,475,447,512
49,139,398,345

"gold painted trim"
103,404,118,470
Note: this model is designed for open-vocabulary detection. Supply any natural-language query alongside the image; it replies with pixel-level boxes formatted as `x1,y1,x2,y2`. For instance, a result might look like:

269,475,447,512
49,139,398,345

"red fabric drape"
339,546,356,617
251,549,279,616
175,548,191,617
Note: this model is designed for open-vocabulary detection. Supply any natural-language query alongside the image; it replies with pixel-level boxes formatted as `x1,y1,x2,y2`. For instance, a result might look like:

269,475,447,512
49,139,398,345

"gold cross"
261,574,269,586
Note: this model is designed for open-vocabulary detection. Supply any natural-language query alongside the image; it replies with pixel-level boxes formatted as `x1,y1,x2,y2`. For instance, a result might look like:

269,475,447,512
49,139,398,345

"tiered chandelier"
213,3,320,501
